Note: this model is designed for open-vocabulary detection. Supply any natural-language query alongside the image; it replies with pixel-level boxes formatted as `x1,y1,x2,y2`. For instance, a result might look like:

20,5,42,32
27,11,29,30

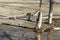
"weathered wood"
27,13,31,21
37,13,42,28
36,0,42,28
48,0,54,24
54,27,60,31
36,0,42,40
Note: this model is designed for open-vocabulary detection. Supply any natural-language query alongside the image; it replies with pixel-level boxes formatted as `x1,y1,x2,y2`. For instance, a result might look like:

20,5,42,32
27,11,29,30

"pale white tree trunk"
48,0,54,24
37,13,42,28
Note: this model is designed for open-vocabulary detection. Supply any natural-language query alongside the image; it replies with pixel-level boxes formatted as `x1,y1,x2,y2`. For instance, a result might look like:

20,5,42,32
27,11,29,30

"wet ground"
0,24,36,40
0,25,60,40
0,19,60,40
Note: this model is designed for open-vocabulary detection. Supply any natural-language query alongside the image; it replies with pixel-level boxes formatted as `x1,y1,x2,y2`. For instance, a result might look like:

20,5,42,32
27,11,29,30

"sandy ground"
0,0,60,17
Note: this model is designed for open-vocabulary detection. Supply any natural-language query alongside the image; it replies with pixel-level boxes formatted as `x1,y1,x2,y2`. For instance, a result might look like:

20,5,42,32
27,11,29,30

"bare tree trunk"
48,0,54,24
35,0,42,40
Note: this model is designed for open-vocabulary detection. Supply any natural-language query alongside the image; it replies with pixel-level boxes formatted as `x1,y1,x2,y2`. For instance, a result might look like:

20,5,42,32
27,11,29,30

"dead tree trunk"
35,0,42,40
48,0,54,24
